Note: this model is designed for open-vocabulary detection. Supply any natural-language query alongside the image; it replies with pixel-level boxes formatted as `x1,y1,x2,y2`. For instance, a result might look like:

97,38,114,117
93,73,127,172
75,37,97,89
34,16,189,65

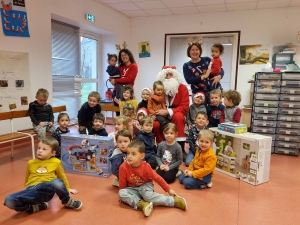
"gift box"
61,134,114,178
218,122,247,134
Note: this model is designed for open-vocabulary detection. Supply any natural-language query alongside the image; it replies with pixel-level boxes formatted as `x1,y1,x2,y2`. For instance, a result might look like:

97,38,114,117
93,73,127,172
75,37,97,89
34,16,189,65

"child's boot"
63,197,83,210
137,200,153,216
27,202,48,214
112,177,119,187
174,196,187,210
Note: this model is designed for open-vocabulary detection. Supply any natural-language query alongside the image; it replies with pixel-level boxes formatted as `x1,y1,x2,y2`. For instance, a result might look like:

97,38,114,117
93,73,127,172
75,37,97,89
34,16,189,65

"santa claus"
153,66,189,150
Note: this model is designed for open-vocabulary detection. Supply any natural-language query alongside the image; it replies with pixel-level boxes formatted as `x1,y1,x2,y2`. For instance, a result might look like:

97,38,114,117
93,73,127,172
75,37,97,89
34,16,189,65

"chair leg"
30,135,35,159
11,141,14,158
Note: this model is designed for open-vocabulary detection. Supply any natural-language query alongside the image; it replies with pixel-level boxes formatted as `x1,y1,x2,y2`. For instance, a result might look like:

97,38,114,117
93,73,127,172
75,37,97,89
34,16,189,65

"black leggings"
156,167,178,184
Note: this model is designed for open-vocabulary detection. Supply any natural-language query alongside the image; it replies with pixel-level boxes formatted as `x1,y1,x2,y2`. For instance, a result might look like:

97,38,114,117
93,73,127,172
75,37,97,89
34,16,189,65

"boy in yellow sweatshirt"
4,137,82,214
179,130,217,189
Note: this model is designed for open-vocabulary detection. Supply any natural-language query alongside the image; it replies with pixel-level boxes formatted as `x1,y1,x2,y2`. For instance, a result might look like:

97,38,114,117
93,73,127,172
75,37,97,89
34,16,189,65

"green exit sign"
86,13,95,22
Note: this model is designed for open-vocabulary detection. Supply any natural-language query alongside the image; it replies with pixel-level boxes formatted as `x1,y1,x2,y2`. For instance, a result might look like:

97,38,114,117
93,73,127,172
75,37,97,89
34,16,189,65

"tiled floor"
0,125,300,225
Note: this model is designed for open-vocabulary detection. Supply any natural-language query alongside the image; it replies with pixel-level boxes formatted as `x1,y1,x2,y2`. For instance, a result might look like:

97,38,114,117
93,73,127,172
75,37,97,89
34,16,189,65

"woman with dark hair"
183,43,224,105
110,49,138,112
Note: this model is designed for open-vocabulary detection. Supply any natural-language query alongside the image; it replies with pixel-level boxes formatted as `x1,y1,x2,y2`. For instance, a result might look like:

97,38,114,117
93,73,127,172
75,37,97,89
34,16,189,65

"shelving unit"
251,72,300,156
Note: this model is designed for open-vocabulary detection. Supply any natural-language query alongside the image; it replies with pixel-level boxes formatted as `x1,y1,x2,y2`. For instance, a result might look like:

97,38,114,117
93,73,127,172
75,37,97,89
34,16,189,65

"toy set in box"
210,128,272,185
61,134,114,178
218,122,247,134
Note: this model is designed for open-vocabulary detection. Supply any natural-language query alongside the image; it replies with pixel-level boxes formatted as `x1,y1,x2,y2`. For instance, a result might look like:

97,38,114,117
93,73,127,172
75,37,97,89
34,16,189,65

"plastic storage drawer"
256,73,281,80
281,80,300,87
277,121,300,129
256,80,280,87
275,141,299,149
280,95,300,101
255,107,278,114
252,126,276,134
253,113,277,121
254,100,279,107
279,108,300,115
279,102,300,108
275,147,299,156
255,86,280,94
254,133,275,140
280,87,300,95
254,94,279,101
278,115,300,122
276,135,299,142
282,72,300,80
276,128,300,135
253,120,277,127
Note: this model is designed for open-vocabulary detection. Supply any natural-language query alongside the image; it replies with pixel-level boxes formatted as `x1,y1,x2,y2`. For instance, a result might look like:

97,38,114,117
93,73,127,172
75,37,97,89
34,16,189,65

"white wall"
129,7,300,107
0,0,130,134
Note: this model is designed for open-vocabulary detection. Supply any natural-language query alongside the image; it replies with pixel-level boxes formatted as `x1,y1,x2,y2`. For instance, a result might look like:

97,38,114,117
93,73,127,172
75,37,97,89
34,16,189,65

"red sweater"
210,57,222,76
119,161,170,192
115,63,138,86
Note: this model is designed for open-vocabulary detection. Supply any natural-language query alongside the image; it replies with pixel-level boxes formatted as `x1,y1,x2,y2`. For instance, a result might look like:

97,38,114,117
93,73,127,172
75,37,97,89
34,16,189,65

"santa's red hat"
137,107,149,116
194,92,205,102
156,65,182,83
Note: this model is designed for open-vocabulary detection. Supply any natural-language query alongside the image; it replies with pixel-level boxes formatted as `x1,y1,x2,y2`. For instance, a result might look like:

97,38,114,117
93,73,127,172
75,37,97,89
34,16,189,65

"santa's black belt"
168,106,178,108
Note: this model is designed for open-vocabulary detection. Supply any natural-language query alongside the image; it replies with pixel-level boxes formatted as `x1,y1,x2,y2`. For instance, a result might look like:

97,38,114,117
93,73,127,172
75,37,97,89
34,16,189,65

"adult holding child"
183,35,224,105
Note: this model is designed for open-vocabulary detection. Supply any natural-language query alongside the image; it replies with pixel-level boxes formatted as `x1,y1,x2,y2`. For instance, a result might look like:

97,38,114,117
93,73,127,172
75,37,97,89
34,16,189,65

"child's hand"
150,114,156,121
48,122,53,127
39,122,45,127
69,189,78,194
188,124,193,129
187,171,193,177
168,189,177,196
79,126,86,131
163,165,170,171
160,164,165,170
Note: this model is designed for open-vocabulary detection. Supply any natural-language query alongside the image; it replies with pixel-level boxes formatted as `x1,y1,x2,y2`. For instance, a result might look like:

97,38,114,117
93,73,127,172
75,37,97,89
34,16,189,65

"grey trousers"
118,182,174,210
33,122,56,139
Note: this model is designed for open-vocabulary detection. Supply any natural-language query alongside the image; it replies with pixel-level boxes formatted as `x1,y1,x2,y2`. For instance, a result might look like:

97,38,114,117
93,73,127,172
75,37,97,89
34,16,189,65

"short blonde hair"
114,116,130,131
141,116,154,125
39,137,58,152
163,123,177,134
198,130,214,142
36,88,49,97
122,103,135,115
88,91,101,102
210,89,222,103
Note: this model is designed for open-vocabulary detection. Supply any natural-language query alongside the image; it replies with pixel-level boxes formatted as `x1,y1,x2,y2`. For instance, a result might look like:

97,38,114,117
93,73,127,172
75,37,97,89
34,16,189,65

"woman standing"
183,43,224,105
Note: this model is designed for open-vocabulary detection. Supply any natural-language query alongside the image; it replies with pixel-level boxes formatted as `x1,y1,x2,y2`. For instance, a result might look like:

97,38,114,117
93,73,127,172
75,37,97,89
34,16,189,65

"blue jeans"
185,151,195,166
4,178,70,212
178,173,211,189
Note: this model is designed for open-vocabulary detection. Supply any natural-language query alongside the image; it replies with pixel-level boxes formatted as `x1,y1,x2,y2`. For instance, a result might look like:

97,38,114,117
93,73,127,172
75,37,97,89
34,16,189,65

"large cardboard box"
61,134,114,178
210,128,272,185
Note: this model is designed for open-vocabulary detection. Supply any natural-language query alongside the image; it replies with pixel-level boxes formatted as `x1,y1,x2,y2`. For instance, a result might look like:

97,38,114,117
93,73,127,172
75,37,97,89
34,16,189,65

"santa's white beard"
163,78,180,97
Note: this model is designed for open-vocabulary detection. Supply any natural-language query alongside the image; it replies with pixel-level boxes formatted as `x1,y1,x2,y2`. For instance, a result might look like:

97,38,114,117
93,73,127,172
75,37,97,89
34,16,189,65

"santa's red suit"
153,66,189,143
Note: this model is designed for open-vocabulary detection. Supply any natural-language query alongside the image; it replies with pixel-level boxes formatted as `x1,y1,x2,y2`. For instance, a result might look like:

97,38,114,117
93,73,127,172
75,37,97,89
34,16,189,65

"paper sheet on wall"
0,50,31,111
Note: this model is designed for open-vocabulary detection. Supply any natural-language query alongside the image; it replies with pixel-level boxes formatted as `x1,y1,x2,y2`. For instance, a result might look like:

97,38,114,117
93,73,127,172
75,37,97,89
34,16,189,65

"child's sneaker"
27,202,48,214
176,170,183,177
112,177,119,187
207,182,213,188
137,200,153,217
173,196,187,210
64,197,82,210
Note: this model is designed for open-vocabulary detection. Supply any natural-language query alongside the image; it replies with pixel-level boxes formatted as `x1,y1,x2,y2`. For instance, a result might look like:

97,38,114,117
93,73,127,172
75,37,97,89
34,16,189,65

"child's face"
224,97,234,107
58,116,69,129
36,142,55,160
211,47,221,58
198,136,213,152
227,141,232,146
164,129,177,143
117,136,131,152
88,96,98,108
123,90,131,100
142,122,153,133
115,121,124,132
36,95,48,105
93,119,104,130
123,110,133,121
109,57,117,66
194,96,203,105
137,113,144,122
195,114,208,129
154,85,164,96
126,147,144,168
210,94,221,106
141,90,150,101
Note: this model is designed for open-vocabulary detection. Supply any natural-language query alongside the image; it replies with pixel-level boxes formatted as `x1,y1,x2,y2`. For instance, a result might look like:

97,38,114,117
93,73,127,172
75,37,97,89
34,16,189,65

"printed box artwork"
211,128,272,185
218,122,247,134
61,134,114,178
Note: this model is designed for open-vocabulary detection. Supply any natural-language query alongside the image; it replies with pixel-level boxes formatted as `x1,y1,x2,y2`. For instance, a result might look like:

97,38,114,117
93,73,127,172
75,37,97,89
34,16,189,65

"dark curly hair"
212,43,224,54
107,53,117,63
121,85,135,101
224,90,241,106
187,43,202,58
118,49,136,66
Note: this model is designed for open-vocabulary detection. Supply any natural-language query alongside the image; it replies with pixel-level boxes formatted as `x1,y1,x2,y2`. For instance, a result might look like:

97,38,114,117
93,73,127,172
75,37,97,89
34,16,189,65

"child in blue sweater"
136,116,157,169
207,89,224,128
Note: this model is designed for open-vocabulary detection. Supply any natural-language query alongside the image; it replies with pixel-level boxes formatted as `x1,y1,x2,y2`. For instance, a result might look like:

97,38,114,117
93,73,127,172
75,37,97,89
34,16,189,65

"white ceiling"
94,0,300,17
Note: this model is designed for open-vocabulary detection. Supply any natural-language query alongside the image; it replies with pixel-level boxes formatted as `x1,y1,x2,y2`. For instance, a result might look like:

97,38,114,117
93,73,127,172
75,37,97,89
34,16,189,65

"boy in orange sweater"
118,140,187,217
179,130,217,189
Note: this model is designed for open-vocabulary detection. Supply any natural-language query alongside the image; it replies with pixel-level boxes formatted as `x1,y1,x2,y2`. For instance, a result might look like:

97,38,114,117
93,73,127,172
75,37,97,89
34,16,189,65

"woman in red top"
110,49,138,113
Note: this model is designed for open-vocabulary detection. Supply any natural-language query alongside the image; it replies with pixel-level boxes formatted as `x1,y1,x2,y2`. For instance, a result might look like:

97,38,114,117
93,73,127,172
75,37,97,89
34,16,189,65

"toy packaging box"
210,128,272,185
61,134,114,178
218,122,247,134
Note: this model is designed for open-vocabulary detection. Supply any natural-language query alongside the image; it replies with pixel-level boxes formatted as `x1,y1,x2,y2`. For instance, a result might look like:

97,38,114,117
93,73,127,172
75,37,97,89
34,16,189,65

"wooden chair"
101,105,120,125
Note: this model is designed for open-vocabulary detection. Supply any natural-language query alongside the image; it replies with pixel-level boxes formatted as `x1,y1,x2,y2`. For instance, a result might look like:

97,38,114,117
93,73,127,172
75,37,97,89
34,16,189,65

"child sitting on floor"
108,116,130,146
207,89,225,128
118,140,187,217
220,89,242,123
88,113,108,136
122,103,140,140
